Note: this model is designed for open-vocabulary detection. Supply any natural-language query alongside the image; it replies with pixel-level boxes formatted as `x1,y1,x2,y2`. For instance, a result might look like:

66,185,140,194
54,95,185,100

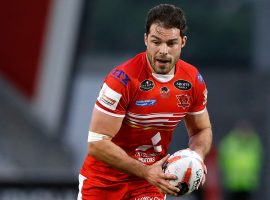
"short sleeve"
188,72,208,115
95,68,131,118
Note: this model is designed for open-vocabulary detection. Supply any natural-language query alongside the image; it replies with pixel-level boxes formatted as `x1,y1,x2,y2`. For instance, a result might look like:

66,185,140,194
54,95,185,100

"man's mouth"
155,58,170,64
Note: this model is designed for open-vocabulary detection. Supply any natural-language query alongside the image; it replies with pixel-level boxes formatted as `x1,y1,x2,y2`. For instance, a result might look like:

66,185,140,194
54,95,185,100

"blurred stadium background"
0,0,270,199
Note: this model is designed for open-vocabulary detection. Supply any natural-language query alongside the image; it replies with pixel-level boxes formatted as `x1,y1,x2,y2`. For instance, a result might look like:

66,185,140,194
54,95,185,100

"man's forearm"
188,127,212,160
88,139,147,178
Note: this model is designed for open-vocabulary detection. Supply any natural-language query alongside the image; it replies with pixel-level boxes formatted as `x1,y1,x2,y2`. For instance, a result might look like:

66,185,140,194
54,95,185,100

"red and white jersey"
80,52,208,181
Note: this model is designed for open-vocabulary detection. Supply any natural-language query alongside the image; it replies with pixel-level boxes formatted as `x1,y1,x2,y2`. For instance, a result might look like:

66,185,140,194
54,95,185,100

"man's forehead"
149,23,181,39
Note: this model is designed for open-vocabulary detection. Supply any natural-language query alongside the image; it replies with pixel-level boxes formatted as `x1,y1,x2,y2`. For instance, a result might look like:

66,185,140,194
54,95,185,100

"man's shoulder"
110,52,146,82
177,59,199,73
117,52,146,73
176,59,200,81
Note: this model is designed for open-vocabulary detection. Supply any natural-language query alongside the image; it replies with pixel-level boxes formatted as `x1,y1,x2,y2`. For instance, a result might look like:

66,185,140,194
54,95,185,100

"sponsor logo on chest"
140,79,154,91
135,99,156,106
137,79,192,109
174,80,192,90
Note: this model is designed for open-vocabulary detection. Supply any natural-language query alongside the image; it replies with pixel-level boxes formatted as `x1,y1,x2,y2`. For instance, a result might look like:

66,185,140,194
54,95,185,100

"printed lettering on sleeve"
97,83,122,111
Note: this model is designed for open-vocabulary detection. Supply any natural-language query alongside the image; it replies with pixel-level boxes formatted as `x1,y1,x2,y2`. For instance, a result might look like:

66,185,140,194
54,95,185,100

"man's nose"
159,43,168,55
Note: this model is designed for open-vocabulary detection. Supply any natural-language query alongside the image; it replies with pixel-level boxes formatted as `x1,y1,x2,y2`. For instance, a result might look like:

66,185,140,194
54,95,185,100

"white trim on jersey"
127,120,178,127
77,174,86,200
127,112,186,119
95,104,125,118
187,107,206,115
125,116,181,123
126,111,186,128
152,73,174,82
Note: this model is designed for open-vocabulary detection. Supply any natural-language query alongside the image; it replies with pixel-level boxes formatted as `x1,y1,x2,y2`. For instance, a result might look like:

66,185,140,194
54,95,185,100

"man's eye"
168,42,177,46
152,41,160,45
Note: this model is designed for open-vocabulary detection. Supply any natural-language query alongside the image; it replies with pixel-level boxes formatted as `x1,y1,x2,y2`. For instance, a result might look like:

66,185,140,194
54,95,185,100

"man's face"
144,23,186,75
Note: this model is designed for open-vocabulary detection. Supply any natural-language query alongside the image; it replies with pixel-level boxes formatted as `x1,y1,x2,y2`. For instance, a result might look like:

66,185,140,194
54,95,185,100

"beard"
147,52,176,75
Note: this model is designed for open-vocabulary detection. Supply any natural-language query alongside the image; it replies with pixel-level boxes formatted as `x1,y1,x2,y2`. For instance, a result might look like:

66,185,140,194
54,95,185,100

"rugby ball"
162,149,205,196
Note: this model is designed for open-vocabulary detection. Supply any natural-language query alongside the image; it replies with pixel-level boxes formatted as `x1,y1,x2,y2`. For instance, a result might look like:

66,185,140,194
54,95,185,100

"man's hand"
190,149,207,190
199,162,207,188
143,155,180,196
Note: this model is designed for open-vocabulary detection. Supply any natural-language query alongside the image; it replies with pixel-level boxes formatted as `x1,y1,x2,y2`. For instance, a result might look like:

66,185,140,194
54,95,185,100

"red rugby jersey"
80,52,208,181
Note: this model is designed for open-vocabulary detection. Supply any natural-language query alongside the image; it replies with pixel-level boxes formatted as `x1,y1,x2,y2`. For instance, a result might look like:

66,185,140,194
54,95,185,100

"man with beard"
78,4,212,200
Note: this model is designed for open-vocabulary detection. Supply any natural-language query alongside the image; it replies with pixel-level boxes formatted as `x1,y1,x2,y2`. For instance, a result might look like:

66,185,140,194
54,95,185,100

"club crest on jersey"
174,80,192,90
160,86,170,98
140,79,154,91
110,69,130,86
176,94,191,109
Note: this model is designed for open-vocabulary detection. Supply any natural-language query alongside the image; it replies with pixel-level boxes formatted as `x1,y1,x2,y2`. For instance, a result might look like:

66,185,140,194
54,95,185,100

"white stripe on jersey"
125,111,187,128
126,120,179,127
125,116,181,123
95,104,125,118
127,112,186,119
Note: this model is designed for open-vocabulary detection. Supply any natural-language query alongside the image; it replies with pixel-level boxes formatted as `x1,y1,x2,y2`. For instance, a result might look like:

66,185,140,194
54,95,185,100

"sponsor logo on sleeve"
110,69,130,86
174,80,192,90
97,83,122,110
197,73,204,84
140,79,154,91
176,94,190,109
135,99,156,106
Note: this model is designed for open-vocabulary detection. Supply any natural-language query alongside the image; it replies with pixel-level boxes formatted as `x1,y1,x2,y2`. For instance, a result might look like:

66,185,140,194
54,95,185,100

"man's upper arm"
90,107,124,138
184,109,211,136
90,67,132,137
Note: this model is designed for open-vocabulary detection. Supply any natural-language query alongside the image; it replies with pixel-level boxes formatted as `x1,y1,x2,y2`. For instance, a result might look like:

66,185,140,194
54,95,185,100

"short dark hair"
145,4,187,37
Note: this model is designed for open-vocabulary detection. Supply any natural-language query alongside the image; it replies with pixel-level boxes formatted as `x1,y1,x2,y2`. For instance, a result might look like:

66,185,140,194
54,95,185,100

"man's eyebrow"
150,35,179,42
150,35,161,40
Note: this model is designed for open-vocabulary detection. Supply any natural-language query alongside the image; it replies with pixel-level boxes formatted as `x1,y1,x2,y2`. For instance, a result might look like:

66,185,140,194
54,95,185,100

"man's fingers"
154,154,170,168
201,174,206,186
159,154,170,163
196,173,206,190
161,171,177,180
158,183,179,196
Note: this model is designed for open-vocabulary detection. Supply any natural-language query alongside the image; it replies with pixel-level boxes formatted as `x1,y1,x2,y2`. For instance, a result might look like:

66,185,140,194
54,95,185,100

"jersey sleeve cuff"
95,104,125,118
187,107,206,115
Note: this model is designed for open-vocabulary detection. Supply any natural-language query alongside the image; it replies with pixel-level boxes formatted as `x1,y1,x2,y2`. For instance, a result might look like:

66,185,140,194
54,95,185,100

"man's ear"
181,36,187,48
144,33,148,47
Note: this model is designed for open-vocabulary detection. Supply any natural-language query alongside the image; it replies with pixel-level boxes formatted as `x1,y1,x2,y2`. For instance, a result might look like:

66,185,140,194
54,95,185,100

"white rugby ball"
162,149,204,196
